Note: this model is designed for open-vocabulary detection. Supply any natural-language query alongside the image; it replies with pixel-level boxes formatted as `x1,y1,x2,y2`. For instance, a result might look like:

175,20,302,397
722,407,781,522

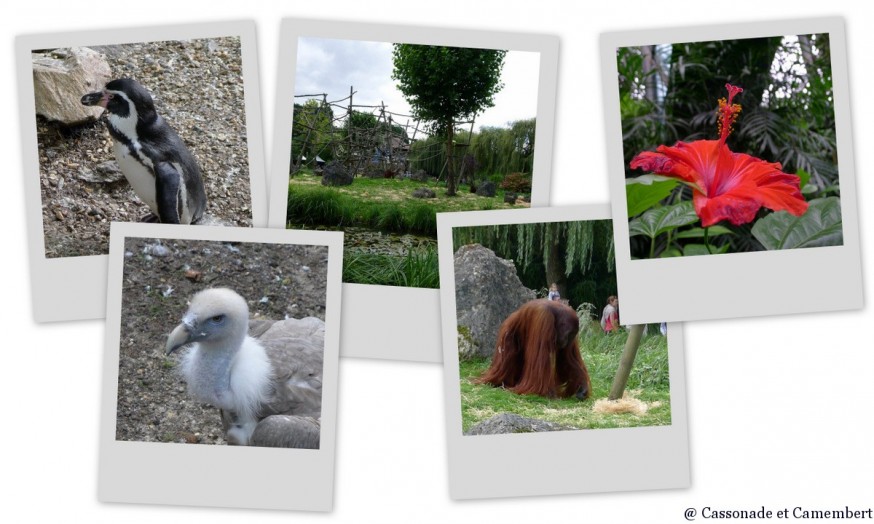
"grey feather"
167,288,324,449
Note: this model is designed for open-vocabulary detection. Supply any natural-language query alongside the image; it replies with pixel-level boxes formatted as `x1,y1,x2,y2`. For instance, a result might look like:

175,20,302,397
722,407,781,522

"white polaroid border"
437,205,689,499
601,17,862,325
99,222,341,511
269,18,559,362
16,20,268,323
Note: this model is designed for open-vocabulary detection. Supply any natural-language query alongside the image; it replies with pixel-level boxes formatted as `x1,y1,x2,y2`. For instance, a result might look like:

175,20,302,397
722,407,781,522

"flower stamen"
717,83,744,143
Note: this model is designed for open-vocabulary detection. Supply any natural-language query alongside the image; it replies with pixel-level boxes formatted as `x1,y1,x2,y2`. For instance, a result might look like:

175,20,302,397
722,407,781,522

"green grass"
343,245,440,288
460,330,672,432
287,172,525,236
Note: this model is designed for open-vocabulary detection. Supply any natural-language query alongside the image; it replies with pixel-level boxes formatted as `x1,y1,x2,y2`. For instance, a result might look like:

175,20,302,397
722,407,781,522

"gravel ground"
115,237,328,445
36,37,253,258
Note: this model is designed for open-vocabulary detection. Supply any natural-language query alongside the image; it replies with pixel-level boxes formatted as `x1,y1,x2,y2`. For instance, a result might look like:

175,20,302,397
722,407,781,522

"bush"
499,172,532,193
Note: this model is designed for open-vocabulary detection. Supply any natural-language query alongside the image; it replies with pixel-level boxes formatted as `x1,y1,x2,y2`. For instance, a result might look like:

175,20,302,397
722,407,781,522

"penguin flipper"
154,162,181,224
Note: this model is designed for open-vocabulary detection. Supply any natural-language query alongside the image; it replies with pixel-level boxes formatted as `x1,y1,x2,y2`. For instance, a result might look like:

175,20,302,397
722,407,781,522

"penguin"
81,78,207,224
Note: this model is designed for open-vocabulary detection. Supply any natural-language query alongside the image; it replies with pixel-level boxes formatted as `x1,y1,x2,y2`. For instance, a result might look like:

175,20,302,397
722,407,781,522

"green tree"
408,119,536,183
291,99,335,169
392,44,506,196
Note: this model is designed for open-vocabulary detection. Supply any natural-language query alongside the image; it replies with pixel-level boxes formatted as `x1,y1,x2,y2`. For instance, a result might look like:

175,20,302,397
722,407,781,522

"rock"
411,187,436,199
503,192,517,204
453,244,536,359
32,47,111,124
464,413,577,435
75,161,124,183
143,243,170,257
476,180,496,197
320,162,353,187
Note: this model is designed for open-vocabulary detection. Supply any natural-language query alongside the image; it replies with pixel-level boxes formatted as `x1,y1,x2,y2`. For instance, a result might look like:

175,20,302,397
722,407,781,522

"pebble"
144,244,170,257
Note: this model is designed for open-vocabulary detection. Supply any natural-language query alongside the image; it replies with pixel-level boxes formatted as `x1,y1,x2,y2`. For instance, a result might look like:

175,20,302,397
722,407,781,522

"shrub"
499,172,532,193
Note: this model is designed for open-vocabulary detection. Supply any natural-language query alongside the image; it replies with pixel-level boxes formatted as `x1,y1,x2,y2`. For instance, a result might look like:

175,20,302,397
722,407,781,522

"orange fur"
476,299,591,399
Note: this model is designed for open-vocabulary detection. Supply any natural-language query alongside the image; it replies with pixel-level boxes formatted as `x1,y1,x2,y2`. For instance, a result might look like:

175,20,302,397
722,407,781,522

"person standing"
601,295,619,333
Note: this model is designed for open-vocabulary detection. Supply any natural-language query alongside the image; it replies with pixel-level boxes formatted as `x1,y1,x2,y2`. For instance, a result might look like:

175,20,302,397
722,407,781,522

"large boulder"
464,413,577,435
320,161,353,186
454,244,536,359
32,47,111,125
411,187,436,199
476,180,496,197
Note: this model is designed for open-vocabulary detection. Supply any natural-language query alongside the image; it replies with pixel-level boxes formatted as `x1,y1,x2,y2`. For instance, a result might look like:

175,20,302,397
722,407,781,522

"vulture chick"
165,288,324,448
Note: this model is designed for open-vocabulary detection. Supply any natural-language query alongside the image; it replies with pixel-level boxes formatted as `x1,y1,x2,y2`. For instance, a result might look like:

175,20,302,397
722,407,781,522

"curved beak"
81,90,109,108
166,322,197,355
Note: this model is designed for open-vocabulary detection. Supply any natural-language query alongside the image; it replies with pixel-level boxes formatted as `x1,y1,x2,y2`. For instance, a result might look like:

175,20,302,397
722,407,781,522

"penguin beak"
81,90,109,108
166,322,205,355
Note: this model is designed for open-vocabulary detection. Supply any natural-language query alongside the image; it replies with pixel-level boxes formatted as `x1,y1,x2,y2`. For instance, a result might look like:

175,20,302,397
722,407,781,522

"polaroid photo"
16,20,268,323
269,18,559,362
99,223,341,511
437,204,689,499
601,17,862,325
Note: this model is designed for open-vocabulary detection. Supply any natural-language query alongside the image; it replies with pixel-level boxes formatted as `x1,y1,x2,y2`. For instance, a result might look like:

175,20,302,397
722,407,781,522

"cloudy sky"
294,37,540,134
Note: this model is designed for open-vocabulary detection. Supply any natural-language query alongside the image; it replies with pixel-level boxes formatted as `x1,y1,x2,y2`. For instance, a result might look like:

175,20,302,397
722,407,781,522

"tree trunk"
445,126,457,196
641,45,658,104
544,224,567,299
608,324,645,400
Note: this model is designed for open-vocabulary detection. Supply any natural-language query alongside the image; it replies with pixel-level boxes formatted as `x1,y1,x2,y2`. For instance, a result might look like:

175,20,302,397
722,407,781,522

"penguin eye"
107,93,114,99
209,314,225,324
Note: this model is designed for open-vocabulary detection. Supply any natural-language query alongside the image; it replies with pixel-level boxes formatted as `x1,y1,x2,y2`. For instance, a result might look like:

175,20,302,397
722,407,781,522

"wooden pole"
608,324,645,400
347,85,353,168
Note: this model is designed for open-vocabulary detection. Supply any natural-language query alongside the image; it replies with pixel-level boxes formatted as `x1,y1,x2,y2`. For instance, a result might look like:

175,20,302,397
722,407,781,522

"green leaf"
796,168,810,192
674,226,733,239
822,184,841,196
659,247,683,258
625,176,679,217
629,201,700,239
751,197,843,250
683,243,730,257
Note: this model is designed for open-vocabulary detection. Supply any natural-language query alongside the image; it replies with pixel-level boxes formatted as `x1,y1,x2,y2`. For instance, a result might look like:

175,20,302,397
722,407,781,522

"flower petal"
631,142,715,193
723,152,809,217
631,139,809,227
693,190,763,227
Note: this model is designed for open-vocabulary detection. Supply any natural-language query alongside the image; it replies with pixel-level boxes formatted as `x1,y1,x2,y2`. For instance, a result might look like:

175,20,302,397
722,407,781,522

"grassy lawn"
288,171,528,236
287,169,529,288
460,329,672,433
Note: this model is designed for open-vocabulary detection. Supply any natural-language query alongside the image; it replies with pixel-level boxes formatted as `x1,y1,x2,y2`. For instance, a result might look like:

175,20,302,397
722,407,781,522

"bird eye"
107,93,114,99
209,314,225,324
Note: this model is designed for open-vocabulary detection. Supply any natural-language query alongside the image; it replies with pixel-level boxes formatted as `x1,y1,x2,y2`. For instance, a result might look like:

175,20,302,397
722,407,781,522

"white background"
2,1,870,522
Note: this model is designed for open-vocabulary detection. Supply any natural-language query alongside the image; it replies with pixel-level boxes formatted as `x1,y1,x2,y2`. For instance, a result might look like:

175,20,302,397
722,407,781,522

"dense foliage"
620,34,842,258
452,220,616,310
291,100,335,165
408,118,536,184
620,34,835,185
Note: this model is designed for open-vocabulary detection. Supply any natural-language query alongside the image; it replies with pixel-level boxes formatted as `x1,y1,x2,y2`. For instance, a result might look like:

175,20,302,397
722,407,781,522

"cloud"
294,37,540,132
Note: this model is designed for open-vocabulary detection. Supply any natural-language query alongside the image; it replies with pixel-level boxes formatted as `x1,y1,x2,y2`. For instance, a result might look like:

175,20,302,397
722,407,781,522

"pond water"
290,224,437,257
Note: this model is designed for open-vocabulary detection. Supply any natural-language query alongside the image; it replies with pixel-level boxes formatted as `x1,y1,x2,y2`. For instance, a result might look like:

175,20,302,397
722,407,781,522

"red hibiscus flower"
630,84,809,227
